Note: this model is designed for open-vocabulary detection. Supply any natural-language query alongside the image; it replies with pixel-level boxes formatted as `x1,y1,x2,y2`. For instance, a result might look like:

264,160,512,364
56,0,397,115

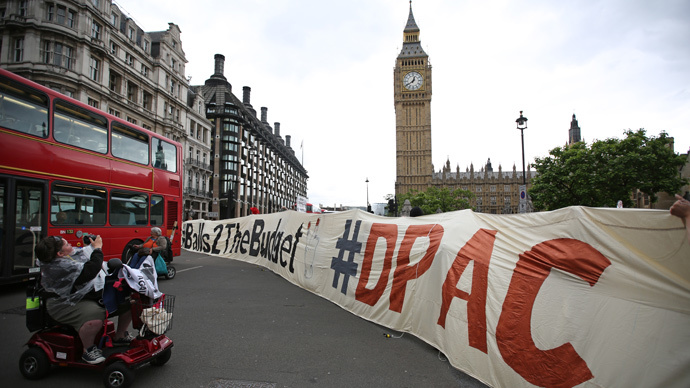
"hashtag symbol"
331,219,362,295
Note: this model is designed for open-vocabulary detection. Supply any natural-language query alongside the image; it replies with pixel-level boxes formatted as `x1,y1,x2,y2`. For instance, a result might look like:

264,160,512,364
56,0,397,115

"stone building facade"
432,158,535,214
195,54,308,219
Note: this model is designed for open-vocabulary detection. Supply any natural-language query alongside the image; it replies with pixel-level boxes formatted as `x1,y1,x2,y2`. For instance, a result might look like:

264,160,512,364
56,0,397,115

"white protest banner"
182,207,690,388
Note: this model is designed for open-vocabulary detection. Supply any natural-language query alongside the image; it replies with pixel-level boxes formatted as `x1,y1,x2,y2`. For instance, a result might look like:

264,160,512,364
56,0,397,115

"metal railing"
184,158,212,171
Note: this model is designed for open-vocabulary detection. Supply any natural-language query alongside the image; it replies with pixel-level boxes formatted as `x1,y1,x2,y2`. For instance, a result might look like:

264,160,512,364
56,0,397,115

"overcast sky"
115,0,690,208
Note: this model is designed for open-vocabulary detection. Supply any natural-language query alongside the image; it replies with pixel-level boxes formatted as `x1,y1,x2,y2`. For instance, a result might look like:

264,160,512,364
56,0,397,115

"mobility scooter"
19,259,175,388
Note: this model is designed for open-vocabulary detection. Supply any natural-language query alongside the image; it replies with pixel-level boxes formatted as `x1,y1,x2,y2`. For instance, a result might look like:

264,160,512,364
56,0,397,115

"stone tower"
569,114,581,145
394,2,433,197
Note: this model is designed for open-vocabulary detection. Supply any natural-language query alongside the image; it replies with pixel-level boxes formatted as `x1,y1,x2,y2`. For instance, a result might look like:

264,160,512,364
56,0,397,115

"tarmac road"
0,250,489,388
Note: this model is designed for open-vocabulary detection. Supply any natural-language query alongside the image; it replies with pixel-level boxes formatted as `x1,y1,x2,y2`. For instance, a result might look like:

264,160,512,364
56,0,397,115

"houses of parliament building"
394,4,561,214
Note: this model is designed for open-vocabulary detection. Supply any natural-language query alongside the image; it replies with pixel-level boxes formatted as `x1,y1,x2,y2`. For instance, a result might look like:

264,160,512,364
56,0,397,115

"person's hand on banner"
670,194,690,244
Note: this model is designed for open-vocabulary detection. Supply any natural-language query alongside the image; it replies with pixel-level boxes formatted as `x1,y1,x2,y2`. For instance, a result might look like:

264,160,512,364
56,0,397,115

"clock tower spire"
394,2,433,198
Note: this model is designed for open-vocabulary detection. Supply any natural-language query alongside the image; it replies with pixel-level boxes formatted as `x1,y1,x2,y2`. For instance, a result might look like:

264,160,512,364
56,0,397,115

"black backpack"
162,236,174,262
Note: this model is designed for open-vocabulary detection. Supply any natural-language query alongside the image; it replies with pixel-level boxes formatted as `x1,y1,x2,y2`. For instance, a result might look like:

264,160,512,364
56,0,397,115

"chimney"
213,54,225,77
242,86,256,117
242,86,251,105
260,107,268,123
274,122,281,137
285,135,291,148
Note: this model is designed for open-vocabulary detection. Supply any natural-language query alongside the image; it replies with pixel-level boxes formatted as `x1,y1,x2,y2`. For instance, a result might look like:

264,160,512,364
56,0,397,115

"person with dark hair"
410,206,424,217
670,194,690,245
35,235,132,364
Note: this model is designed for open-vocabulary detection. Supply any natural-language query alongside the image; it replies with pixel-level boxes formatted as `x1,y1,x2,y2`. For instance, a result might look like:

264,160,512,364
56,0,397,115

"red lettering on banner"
356,223,397,306
496,238,610,388
437,228,497,353
390,224,444,313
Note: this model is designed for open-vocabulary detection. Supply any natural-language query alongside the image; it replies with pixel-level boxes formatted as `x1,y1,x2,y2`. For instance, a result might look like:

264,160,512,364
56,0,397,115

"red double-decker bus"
0,68,182,284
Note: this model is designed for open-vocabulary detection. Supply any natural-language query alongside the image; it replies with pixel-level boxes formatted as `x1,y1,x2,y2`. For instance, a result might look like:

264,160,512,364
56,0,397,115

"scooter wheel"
165,265,176,279
19,347,50,380
103,361,135,388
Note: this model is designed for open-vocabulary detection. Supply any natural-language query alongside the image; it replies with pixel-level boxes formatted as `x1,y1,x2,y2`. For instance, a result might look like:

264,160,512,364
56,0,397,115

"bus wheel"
122,240,143,265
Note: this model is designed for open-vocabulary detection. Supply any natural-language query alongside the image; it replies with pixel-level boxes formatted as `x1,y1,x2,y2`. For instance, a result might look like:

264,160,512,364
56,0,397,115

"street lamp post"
366,178,371,213
516,111,528,213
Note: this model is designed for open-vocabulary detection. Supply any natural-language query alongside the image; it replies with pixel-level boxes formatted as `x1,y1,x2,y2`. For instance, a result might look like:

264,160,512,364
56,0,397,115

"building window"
41,41,75,70
110,41,118,56
18,0,27,16
47,4,76,28
91,21,101,40
128,27,134,41
111,12,118,26
504,185,511,192
13,37,24,62
91,0,100,8
41,41,50,63
127,82,138,103
126,117,137,125
125,52,134,67
56,6,65,24
89,57,100,81
109,71,121,93
109,108,120,118
143,40,149,53
142,91,152,111
67,8,75,27
140,64,149,78
87,98,99,109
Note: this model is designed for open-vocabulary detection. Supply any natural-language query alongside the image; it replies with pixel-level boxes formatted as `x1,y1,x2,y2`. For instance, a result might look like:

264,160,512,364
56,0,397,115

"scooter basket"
131,295,175,335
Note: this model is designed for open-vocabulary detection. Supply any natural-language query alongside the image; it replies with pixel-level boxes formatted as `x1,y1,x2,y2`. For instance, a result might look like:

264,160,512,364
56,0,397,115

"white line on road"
176,266,203,273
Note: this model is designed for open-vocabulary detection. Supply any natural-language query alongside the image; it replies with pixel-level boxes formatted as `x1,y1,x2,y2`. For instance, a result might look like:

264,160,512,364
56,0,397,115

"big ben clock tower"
394,2,432,198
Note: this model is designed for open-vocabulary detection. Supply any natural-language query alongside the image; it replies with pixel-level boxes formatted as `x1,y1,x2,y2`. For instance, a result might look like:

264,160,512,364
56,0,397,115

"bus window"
153,138,177,173
151,195,164,226
53,99,108,153
112,123,149,165
51,182,107,225
0,76,49,137
110,190,148,226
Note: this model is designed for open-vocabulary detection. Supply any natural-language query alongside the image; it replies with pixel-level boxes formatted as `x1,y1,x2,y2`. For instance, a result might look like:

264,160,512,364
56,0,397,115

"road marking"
176,266,202,273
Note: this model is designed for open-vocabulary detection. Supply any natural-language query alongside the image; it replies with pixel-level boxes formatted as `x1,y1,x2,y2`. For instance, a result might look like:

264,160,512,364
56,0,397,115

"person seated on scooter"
129,227,167,269
35,235,134,364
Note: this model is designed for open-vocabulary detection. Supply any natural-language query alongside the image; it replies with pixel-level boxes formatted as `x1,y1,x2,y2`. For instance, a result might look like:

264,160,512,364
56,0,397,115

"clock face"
403,71,423,90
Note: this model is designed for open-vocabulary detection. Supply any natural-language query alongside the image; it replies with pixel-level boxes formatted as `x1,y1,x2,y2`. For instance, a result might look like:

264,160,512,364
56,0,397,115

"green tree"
529,129,687,211
398,186,473,215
